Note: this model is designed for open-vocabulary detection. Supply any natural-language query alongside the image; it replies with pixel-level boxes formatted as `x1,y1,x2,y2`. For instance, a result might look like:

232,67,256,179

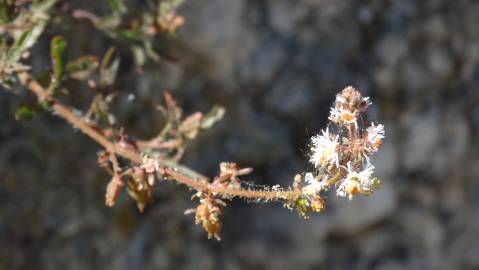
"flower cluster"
304,86,384,201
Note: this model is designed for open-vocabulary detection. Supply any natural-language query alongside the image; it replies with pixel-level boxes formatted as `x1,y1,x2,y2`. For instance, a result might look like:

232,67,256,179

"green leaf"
100,47,119,87
0,2,16,24
116,30,142,43
108,0,127,14
15,105,40,121
66,56,99,80
201,105,225,129
6,22,46,64
50,36,67,84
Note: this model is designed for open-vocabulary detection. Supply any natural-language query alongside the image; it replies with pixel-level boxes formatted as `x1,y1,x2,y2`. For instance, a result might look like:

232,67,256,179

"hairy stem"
17,72,303,201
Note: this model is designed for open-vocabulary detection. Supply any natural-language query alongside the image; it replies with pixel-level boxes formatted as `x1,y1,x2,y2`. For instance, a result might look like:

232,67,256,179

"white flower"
328,107,341,123
303,172,325,193
328,106,356,125
336,162,375,199
310,128,340,168
304,172,316,185
328,87,371,125
365,123,385,153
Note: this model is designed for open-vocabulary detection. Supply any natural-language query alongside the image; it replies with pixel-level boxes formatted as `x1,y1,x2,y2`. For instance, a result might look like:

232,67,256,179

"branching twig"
16,71,385,241
17,72,304,201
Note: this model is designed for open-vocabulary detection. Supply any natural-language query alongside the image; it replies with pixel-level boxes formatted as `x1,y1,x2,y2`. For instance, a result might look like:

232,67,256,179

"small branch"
136,139,182,150
163,168,300,201
17,72,304,202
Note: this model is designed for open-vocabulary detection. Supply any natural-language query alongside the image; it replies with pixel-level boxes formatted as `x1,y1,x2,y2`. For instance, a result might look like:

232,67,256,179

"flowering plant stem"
17,71,306,202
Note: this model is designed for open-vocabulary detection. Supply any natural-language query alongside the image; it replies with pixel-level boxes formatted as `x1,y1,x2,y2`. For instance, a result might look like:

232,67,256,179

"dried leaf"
126,179,153,213
195,196,222,241
105,175,123,207
163,91,182,122
179,112,203,139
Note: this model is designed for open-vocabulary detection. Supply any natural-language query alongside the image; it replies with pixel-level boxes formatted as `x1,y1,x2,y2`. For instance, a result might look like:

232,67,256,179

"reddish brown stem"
136,139,182,150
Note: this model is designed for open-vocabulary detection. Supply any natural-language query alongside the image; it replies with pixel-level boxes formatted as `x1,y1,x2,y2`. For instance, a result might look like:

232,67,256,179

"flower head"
300,86,384,216
310,128,340,169
336,162,377,199
303,172,328,195
328,86,371,126
365,123,385,154
328,106,356,125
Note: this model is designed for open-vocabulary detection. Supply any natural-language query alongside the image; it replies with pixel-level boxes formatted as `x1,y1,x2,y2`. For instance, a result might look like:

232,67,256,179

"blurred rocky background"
2,0,479,269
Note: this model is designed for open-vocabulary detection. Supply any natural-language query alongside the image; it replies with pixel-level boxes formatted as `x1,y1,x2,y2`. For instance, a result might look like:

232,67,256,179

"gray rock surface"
2,0,479,269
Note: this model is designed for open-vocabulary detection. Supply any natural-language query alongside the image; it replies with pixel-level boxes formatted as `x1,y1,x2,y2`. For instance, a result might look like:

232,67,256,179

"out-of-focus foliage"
0,0,56,88
0,0,185,89
73,0,185,71
1,0,230,221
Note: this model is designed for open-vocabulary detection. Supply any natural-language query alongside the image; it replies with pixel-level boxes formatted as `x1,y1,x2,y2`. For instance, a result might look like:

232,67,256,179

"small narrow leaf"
31,0,58,13
201,105,225,129
100,47,120,87
131,45,146,72
95,15,121,30
50,36,67,84
66,55,99,80
6,22,46,64
108,0,127,14
143,40,160,62
15,105,40,121
179,112,203,139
